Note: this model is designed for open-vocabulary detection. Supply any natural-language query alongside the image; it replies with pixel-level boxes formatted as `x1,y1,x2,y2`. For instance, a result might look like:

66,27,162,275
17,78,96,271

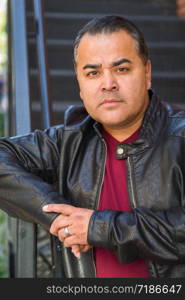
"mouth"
100,99,124,106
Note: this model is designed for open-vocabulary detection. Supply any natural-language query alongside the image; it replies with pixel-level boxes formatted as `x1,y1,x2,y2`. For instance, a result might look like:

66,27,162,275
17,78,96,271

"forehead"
177,0,185,4
76,30,139,64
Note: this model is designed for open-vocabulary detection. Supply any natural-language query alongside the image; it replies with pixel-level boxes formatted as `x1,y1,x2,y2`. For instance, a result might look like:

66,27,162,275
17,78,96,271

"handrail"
8,0,57,278
8,0,37,278
33,0,53,128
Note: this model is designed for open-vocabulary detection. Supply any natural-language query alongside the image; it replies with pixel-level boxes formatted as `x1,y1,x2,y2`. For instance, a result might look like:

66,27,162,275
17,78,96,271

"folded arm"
0,125,67,230
44,203,185,264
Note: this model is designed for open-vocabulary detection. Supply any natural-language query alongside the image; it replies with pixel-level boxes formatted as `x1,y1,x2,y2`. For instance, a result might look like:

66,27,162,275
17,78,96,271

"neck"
103,120,141,142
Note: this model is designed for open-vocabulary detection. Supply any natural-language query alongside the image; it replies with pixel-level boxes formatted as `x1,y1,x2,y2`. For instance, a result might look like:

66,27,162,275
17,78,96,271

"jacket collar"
64,90,168,156
93,90,168,157
139,89,168,147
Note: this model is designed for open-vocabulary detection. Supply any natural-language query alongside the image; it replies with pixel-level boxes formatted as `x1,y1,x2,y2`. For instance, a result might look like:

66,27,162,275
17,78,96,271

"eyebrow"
83,63,101,70
112,58,132,66
82,58,132,70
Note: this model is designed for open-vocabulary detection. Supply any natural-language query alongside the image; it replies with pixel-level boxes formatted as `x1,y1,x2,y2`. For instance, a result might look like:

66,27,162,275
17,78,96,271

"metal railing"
7,0,53,277
33,0,53,128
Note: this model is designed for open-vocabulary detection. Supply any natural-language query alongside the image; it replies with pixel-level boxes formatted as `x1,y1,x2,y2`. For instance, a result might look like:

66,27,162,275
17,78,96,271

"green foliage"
0,211,8,277
0,113,4,136
0,11,7,70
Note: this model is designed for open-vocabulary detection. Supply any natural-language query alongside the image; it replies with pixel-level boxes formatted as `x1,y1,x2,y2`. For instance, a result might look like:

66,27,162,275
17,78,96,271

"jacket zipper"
127,156,137,208
92,139,107,277
96,140,107,209
127,156,158,277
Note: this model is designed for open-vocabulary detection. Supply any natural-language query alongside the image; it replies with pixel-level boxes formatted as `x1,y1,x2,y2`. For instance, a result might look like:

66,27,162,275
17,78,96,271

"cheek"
79,82,98,107
79,88,95,113
126,74,149,93
119,77,141,97
79,81,92,99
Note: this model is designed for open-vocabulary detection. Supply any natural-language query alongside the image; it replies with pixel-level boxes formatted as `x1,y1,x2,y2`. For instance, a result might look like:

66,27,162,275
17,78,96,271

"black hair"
73,15,149,65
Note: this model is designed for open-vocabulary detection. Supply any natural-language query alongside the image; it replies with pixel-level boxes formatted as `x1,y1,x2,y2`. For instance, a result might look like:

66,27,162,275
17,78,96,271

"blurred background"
0,0,8,278
0,0,185,278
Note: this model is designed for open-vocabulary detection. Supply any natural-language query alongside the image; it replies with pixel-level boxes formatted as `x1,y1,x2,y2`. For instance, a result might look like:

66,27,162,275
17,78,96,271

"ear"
79,90,84,103
145,59,152,90
76,72,83,103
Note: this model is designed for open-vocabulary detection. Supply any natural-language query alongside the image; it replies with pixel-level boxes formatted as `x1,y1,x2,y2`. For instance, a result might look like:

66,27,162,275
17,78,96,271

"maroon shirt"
94,128,150,278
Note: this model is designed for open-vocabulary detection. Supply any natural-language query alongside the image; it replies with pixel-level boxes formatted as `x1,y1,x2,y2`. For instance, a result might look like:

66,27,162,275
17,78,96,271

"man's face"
176,0,185,18
75,30,151,131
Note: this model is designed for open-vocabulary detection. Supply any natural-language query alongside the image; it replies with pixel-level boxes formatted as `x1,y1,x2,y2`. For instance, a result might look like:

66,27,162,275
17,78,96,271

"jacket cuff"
39,211,60,231
87,210,117,250
37,193,70,231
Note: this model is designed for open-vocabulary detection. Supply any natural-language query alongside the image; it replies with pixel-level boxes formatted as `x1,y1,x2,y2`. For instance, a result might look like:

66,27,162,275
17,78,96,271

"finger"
58,226,73,242
64,235,86,248
81,245,92,252
42,204,75,215
50,215,71,236
57,228,65,242
71,245,81,258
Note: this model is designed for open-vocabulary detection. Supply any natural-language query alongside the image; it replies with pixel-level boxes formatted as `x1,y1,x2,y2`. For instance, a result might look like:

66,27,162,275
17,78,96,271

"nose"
101,72,119,92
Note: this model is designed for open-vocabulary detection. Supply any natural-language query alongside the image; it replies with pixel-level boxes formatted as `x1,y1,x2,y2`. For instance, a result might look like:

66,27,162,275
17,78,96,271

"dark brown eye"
87,71,99,77
117,67,129,72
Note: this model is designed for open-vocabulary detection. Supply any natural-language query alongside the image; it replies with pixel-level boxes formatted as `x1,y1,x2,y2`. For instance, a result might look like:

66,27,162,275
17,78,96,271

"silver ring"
64,227,70,236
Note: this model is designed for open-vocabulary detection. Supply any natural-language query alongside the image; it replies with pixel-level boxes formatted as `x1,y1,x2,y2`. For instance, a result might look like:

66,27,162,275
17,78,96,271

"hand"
42,204,94,255
55,216,92,257
42,211,85,258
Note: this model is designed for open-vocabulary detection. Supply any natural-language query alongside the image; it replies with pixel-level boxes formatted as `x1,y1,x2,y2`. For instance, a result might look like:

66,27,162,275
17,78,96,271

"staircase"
7,0,184,278
26,0,185,130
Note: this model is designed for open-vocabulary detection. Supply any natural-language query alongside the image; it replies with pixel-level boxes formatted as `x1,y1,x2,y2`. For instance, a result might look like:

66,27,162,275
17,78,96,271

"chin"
101,117,127,127
101,121,124,129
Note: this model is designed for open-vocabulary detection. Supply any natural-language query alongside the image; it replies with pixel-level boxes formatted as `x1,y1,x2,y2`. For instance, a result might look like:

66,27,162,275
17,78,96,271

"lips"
100,99,123,105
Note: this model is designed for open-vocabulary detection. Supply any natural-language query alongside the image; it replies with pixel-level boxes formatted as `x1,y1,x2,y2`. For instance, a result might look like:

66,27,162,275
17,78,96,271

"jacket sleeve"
0,125,68,231
87,206,185,264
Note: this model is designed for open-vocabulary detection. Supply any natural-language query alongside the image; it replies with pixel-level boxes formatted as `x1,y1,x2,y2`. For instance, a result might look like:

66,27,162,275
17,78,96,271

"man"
0,15,185,278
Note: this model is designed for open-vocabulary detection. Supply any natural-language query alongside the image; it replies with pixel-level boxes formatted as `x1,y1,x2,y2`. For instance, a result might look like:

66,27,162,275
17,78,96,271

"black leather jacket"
1,90,185,278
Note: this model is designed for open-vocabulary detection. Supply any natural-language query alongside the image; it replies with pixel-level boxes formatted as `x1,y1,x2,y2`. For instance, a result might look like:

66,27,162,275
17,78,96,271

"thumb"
42,203,75,215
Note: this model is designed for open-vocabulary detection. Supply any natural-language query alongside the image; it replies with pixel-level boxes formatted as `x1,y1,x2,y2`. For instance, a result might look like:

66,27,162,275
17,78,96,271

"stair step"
27,0,176,16
27,13,185,42
46,15,185,42
28,39,185,72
